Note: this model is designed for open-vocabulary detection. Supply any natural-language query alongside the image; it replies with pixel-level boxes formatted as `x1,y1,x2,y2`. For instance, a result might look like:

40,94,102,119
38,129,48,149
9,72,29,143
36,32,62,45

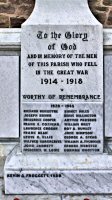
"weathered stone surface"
10,17,25,28
0,0,7,3
107,10,112,25
103,0,112,6
4,145,112,194
0,56,19,138
0,0,112,27
0,157,5,178
0,2,15,14
16,4,33,17
0,28,21,48
105,55,112,137
0,15,9,28
0,178,61,200
5,170,112,194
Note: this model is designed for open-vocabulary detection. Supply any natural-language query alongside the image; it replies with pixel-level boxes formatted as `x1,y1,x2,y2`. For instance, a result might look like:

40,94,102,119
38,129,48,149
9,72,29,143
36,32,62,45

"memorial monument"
4,0,112,195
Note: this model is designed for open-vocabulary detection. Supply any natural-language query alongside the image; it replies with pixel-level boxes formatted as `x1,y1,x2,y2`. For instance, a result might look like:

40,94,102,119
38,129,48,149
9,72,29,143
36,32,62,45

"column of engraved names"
23,107,62,153
64,104,101,153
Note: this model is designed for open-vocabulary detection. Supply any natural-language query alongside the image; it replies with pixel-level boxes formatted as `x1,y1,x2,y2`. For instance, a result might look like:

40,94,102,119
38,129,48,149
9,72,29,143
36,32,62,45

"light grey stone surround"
3,145,112,194
0,28,111,49
0,26,112,200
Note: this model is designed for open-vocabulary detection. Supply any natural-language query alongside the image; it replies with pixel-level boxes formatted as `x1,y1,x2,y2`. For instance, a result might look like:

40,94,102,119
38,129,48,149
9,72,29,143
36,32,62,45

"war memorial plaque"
21,2,103,153
21,16,103,154
5,0,108,195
